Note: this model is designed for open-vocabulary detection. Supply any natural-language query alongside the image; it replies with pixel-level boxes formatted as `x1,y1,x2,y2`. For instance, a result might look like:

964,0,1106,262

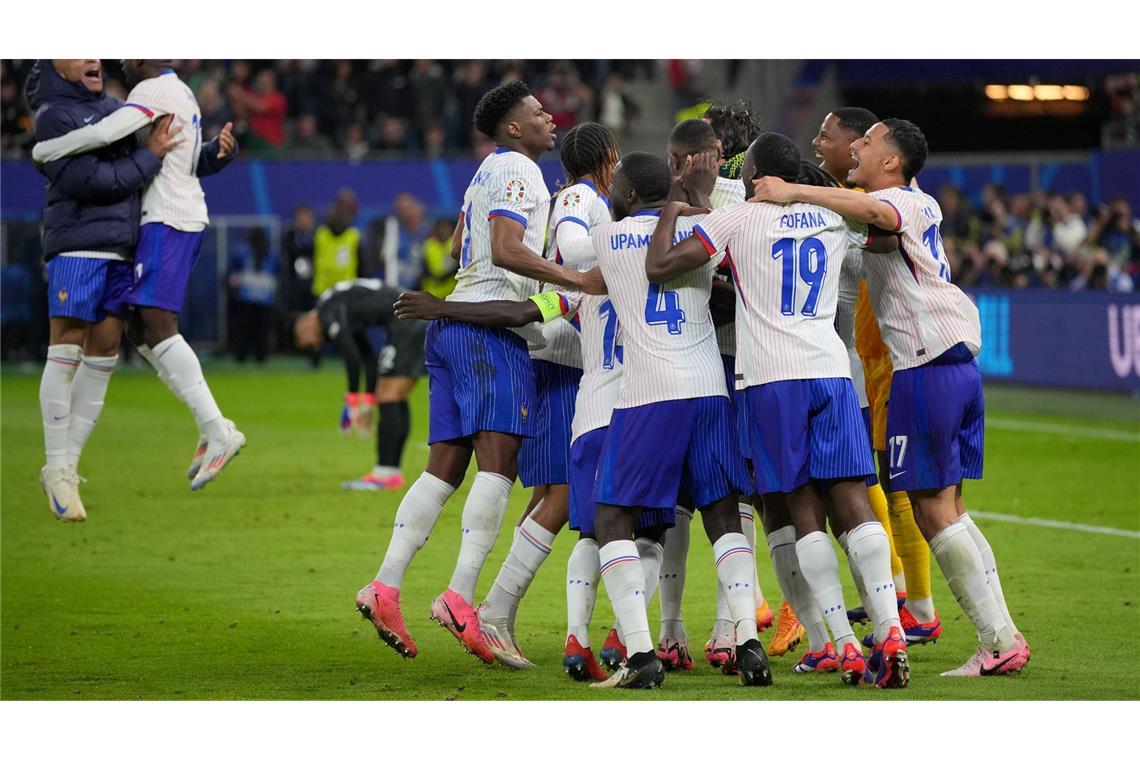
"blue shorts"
861,406,880,487
518,359,582,487
46,256,132,323
743,378,875,495
127,223,205,314
886,345,984,491
569,427,675,534
722,354,757,497
425,318,537,444
593,396,751,515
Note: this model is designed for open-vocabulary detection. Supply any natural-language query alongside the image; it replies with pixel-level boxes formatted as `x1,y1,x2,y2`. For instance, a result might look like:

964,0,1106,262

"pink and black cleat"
941,641,1029,677
355,580,418,658
872,626,910,689
792,642,840,674
429,589,495,664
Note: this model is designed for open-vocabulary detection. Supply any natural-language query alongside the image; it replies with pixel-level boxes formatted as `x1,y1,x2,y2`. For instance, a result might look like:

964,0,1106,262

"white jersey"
594,210,727,408
864,187,982,370
710,176,745,357
566,292,626,442
836,247,869,407
694,202,868,388
530,180,610,369
451,147,551,344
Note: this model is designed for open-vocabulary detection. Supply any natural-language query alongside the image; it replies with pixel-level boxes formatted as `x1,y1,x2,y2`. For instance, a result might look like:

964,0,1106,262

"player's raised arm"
196,122,239,177
489,216,605,294
31,104,162,163
750,176,900,232
395,290,571,329
553,216,598,267
645,201,714,283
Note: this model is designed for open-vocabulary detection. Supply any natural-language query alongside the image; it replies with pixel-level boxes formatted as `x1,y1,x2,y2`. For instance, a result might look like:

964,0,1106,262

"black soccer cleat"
735,639,773,686
591,650,666,690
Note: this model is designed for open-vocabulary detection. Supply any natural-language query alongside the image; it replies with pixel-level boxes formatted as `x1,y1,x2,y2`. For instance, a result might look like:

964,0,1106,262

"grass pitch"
2,360,1138,700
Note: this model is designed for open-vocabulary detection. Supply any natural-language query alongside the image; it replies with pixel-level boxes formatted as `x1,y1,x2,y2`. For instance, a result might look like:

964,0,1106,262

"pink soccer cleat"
1016,632,1032,664
656,637,695,671
873,626,910,689
355,580,417,658
941,641,1029,677
429,589,495,664
341,471,406,491
840,642,871,685
756,601,775,633
793,642,841,673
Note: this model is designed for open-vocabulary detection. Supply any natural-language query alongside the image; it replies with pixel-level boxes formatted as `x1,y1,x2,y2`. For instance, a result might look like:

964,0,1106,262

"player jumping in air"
352,81,602,663
32,59,242,491
650,132,910,688
752,118,1029,677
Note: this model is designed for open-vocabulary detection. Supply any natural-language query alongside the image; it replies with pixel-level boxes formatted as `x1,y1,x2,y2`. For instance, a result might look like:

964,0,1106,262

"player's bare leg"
913,485,1028,676
358,439,469,658
39,317,89,521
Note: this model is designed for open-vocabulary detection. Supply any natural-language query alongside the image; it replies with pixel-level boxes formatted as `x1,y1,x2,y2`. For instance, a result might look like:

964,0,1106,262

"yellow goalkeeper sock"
887,490,935,620
867,482,904,588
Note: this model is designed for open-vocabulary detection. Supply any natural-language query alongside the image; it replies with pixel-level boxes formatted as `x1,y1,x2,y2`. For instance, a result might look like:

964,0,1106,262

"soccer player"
751,118,1030,676
353,81,601,663
27,59,182,521
812,108,942,644
590,152,769,689
473,122,621,668
649,132,910,688
291,278,427,490
32,60,242,491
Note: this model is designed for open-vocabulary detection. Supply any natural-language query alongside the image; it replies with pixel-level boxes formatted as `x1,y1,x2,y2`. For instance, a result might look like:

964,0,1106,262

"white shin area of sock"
846,521,901,643
958,513,1019,637
65,354,118,469
41,345,82,468
739,502,764,606
635,537,663,605
375,472,456,588
150,335,225,440
837,531,873,618
484,516,556,620
930,520,1014,651
566,537,599,648
600,540,652,655
796,531,857,649
713,533,760,643
448,471,514,604
768,525,829,651
658,507,692,637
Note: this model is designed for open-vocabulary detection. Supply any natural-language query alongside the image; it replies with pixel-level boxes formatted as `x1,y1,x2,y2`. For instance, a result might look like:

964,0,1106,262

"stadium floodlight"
1034,85,1064,101
1062,85,1090,101
984,84,1009,100
1007,84,1035,101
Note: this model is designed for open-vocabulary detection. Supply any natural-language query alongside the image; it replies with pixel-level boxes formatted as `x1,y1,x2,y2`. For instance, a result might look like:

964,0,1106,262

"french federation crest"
505,179,526,202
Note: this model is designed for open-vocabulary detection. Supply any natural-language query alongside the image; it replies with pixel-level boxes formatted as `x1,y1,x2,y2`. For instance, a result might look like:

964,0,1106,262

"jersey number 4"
644,283,685,335
771,237,827,316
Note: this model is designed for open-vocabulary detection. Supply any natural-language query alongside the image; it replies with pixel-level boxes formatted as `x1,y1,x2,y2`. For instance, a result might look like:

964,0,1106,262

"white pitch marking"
970,510,1140,539
986,416,1140,443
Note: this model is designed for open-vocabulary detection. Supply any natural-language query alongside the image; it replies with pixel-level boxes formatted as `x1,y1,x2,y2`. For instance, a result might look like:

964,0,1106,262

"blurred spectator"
230,68,288,153
380,193,430,290
2,60,32,154
667,60,705,114
1104,72,1138,148
596,71,640,136
1026,193,1088,257
283,205,317,311
322,60,362,143
423,121,446,158
939,185,980,248
408,60,446,144
1069,249,1135,293
539,62,591,135
453,61,493,149
198,80,235,140
373,114,409,153
421,218,458,299
228,227,279,363
1087,197,1140,279
312,188,361,296
344,121,370,161
288,113,334,153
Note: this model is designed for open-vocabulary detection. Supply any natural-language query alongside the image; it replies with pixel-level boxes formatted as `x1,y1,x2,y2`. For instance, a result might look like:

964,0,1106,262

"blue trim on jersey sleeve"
125,102,155,118
693,225,717,256
555,216,589,232
488,209,528,227
631,209,662,218
881,200,903,232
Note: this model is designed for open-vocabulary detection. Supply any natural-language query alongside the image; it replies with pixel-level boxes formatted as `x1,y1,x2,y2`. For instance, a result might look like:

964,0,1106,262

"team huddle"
356,80,1031,690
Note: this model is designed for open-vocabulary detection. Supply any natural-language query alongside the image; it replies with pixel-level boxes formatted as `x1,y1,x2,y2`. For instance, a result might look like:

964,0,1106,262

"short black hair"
618,152,672,204
473,81,531,140
668,119,717,155
881,118,928,183
703,100,762,158
831,107,878,138
746,132,801,183
560,122,620,194
796,160,841,188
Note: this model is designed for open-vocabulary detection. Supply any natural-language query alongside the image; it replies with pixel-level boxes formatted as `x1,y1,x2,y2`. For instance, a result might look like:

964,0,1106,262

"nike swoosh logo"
892,470,908,478
979,651,1019,676
52,495,67,515
442,600,466,633
83,115,95,123
53,415,67,421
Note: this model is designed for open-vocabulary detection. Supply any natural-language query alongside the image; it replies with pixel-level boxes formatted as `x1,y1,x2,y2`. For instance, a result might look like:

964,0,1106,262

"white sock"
739,502,764,607
714,533,760,643
375,472,456,588
65,354,118,469
600,540,652,656
566,537,599,648
929,520,1015,652
137,344,187,406
40,345,82,468
635,536,663,604
371,465,401,478
845,522,901,643
658,507,692,641
958,513,1019,637
769,526,829,651
796,531,857,650
448,471,514,604
837,530,873,618
767,525,828,651
483,516,556,621
151,335,225,441
906,595,937,623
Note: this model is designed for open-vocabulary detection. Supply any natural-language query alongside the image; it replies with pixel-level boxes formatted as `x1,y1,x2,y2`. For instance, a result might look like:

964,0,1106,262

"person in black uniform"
293,278,427,490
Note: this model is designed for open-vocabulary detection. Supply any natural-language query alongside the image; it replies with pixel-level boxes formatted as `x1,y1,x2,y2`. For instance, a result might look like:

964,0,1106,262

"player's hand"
663,201,711,217
394,291,445,321
145,114,182,158
578,267,607,296
680,150,720,197
749,176,795,204
217,122,237,159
